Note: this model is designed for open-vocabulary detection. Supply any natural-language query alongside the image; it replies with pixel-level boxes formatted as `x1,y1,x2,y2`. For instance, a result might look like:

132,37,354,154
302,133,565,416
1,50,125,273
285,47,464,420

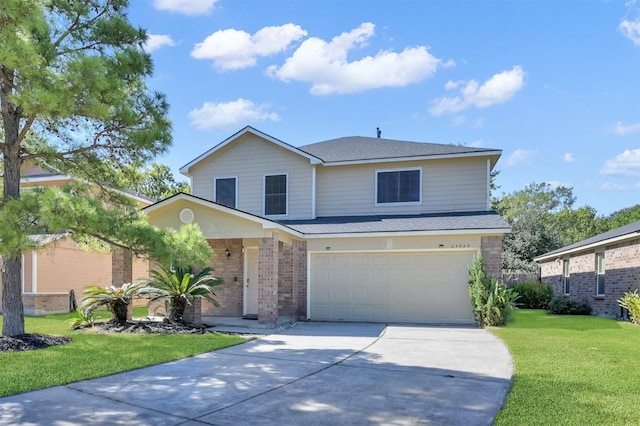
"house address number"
450,244,470,248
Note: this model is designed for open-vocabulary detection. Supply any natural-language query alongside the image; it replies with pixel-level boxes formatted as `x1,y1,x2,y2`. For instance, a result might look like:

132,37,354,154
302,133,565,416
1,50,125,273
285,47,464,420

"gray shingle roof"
280,211,510,235
537,219,640,259
298,136,499,163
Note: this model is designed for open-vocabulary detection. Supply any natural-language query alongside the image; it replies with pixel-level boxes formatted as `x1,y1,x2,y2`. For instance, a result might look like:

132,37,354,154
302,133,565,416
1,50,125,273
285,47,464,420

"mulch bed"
0,320,210,353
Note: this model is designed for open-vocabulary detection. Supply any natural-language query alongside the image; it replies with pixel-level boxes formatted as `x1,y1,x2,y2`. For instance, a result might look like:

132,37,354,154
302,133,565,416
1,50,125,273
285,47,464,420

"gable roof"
299,136,502,166
180,126,323,176
535,219,640,262
179,126,503,176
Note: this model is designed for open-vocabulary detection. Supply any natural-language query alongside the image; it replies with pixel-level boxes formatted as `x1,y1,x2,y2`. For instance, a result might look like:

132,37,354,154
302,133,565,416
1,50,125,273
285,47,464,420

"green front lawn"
0,309,245,397
491,310,640,425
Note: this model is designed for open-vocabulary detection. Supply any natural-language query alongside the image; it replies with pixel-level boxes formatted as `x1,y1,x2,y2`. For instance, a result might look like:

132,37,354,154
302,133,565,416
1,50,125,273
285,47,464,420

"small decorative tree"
138,266,222,323
81,283,142,323
618,290,640,325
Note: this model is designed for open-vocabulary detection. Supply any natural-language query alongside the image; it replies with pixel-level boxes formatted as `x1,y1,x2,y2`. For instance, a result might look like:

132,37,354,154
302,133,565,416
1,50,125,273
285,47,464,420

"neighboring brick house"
535,220,640,319
144,126,510,325
0,164,151,315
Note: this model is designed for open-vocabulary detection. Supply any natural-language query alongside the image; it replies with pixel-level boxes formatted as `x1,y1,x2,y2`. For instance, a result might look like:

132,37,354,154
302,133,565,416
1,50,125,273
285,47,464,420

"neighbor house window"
264,174,287,215
214,177,237,208
376,169,421,204
563,259,571,295
596,252,605,296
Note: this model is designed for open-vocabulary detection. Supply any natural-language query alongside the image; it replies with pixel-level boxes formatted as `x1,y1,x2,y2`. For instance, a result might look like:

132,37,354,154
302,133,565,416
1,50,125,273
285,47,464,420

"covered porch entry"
143,194,308,325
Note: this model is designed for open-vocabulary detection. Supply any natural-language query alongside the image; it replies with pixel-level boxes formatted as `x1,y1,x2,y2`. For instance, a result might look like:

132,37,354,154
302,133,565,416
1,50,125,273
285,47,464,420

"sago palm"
81,283,141,323
138,266,222,323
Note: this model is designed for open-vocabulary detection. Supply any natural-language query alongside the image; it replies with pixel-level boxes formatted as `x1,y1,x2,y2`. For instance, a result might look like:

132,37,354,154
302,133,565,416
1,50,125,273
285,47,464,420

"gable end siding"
190,133,314,220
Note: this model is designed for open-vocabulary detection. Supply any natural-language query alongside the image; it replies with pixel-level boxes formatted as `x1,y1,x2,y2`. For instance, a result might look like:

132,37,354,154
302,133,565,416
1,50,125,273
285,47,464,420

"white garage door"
310,251,476,323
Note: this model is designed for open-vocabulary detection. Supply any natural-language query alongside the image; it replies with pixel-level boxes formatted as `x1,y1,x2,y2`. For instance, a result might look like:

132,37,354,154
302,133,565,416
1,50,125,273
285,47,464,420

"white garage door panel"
310,251,475,323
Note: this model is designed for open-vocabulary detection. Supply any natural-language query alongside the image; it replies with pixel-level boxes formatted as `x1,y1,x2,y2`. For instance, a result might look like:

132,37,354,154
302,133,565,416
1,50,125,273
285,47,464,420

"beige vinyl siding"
190,133,314,219
315,157,488,216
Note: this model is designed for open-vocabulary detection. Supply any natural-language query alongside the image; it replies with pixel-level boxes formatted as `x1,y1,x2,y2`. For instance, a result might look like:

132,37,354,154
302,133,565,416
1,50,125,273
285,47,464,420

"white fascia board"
302,228,511,239
319,150,503,167
142,193,305,238
179,126,322,176
535,232,640,262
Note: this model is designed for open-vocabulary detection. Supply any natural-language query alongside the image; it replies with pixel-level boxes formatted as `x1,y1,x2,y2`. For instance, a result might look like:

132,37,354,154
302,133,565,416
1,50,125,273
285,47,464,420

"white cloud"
466,139,487,148
153,0,218,16
563,153,576,162
188,98,280,131
191,24,307,71
430,66,526,116
143,34,177,53
504,149,537,167
610,121,640,135
600,148,640,176
619,0,640,45
267,22,446,95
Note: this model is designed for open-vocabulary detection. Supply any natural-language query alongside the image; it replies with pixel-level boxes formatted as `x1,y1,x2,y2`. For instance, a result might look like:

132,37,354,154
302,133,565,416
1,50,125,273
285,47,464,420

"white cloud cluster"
619,0,640,45
600,148,640,176
504,148,537,167
153,0,218,16
143,34,177,53
191,24,307,71
600,182,640,191
430,66,526,116
610,121,640,135
266,23,445,95
563,153,576,163
188,98,280,131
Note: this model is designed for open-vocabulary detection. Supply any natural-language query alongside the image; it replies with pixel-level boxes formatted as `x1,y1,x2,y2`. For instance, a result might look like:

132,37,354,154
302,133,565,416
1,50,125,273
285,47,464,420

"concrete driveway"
0,323,512,425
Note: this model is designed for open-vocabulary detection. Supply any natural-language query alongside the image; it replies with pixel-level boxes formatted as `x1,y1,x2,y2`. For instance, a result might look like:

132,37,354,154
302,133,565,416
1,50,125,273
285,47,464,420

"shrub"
81,283,142,323
618,290,640,325
548,296,591,315
67,307,101,330
138,266,222,323
511,281,554,309
468,254,519,327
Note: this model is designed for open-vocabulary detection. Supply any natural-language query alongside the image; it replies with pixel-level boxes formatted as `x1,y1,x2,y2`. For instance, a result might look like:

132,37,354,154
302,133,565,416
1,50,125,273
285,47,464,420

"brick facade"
111,248,133,320
258,233,279,324
292,239,307,318
539,237,640,319
205,239,244,316
481,236,503,280
23,293,69,315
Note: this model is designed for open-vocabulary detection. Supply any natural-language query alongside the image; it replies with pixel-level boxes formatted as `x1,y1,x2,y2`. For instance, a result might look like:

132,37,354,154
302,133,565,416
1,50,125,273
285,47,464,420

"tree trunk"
169,297,186,323
110,300,129,323
1,66,26,336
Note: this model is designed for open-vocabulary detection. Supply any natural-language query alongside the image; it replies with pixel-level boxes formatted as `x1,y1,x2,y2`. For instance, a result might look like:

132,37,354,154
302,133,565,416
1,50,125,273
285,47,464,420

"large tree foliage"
119,162,190,201
493,182,608,272
0,0,171,335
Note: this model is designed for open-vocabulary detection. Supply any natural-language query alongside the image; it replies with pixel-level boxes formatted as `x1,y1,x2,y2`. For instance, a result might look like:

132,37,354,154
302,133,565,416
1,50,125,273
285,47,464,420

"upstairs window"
215,177,237,208
563,259,571,295
596,252,605,296
376,169,421,204
264,174,287,216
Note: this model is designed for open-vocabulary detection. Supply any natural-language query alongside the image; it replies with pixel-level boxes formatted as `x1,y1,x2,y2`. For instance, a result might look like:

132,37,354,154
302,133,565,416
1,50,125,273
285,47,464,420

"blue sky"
127,0,640,216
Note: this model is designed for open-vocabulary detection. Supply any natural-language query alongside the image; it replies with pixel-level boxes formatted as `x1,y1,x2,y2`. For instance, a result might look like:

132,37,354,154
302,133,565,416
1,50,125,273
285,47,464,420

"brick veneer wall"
23,293,69,315
205,239,244,316
278,242,295,316
258,233,279,324
111,248,133,320
292,239,307,318
481,236,503,280
539,237,640,318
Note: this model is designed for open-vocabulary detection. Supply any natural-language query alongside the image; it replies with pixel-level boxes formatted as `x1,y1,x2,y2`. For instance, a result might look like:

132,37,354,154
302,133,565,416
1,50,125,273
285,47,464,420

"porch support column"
111,247,133,320
480,236,503,281
292,239,308,319
258,232,279,325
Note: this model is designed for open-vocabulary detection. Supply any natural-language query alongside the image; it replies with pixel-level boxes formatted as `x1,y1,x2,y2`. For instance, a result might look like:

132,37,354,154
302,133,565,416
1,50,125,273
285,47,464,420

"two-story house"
144,126,510,325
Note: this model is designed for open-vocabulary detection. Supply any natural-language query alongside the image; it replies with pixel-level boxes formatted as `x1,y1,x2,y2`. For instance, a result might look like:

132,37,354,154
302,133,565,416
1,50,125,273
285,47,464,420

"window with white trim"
376,169,421,204
563,259,571,295
214,177,237,208
264,174,287,215
596,252,605,296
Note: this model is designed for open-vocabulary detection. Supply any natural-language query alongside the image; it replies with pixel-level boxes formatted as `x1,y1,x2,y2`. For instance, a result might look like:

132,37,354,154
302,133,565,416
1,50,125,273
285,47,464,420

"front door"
244,248,259,315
